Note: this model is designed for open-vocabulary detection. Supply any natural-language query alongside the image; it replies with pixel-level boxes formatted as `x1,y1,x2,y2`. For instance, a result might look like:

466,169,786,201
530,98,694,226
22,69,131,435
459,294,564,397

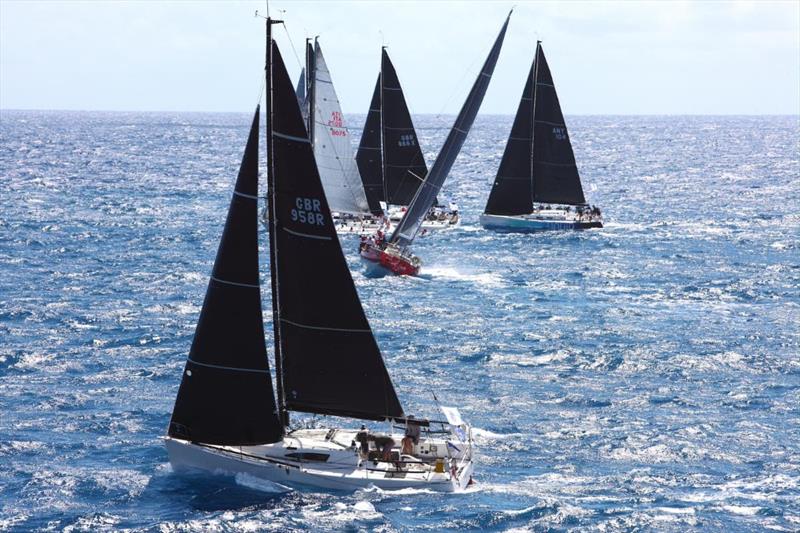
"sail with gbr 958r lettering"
269,42,404,422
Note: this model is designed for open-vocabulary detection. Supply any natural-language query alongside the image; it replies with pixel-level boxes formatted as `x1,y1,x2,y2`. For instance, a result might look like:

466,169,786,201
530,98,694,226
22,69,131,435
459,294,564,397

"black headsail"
390,11,511,247
380,48,428,207
168,107,283,445
268,40,404,422
484,61,535,215
530,42,586,205
355,75,385,215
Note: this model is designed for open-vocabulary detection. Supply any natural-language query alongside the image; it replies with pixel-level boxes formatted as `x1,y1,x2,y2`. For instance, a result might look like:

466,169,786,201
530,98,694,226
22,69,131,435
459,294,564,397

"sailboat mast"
530,41,541,207
379,49,387,207
306,38,315,144
265,16,289,428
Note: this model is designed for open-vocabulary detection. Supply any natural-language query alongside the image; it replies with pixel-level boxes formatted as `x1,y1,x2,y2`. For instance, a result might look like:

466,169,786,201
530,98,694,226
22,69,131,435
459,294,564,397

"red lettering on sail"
328,111,347,137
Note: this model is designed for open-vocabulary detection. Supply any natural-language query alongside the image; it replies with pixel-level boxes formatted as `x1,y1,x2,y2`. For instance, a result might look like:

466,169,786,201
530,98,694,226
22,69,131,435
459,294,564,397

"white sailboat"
165,19,474,493
480,41,603,231
356,48,460,234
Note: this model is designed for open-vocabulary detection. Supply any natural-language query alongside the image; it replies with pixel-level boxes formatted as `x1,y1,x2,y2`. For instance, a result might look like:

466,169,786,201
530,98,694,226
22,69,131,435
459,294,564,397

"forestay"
390,11,512,247
269,43,405,422
311,41,371,215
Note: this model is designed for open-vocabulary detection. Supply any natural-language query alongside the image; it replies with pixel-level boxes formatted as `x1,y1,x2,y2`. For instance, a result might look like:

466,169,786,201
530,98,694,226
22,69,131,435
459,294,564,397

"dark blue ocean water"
0,110,798,531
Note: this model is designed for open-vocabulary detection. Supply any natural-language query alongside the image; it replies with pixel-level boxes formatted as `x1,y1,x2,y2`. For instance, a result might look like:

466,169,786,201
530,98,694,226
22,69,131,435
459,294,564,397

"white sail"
312,42,371,215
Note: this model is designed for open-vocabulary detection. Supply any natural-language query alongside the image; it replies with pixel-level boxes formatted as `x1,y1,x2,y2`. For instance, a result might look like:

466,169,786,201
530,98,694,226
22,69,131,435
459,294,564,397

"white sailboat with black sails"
165,19,474,492
360,11,512,276
480,41,603,231
356,47,460,233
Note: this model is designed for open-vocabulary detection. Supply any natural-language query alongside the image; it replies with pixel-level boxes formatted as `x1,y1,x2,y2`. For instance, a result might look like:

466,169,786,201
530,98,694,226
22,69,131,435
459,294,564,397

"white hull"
479,212,602,232
165,428,473,493
333,214,460,236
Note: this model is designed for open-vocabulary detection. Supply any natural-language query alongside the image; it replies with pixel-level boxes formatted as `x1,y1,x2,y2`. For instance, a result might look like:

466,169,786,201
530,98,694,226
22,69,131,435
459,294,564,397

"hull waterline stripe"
282,227,333,240
273,131,311,144
187,358,269,374
280,317,371,333
233,190,259,200
211,276,260,289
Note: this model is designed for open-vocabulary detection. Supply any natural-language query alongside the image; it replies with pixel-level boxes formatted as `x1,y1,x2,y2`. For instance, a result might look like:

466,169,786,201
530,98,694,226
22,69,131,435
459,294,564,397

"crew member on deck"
373,435,395,461
402,416,421,455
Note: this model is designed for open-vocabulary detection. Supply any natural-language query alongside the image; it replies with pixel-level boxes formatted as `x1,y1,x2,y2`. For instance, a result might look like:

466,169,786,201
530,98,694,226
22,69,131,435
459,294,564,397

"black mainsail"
268,41,404,422
485,41,585,213
356,49,428,214
168,107,283,446
390,11,511,248
380,49,428,208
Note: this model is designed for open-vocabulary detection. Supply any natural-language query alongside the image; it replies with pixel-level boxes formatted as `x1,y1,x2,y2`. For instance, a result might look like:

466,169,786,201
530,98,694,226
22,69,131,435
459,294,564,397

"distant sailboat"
356,48,460,231
480,41,602,231
165,18,475,492
360,11,512,276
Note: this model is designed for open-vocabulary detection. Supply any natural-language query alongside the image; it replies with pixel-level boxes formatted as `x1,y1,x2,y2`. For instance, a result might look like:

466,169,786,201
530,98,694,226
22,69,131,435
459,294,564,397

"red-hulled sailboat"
360,10,512,276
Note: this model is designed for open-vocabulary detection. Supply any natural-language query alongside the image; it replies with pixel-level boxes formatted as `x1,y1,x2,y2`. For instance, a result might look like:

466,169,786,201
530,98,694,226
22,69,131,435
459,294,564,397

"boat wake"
419,266,505,288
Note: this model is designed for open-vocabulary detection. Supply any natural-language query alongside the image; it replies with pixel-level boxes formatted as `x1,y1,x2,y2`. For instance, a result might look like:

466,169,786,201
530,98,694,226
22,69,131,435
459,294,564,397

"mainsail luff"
484,60,536,215
295,68,306,109
266,21,289,428
390,11,512,247
168,106,283,446
530,42,586,205
311,40,371,215
380,48,428,207
355,75,385,215
269,42,405,422
304,39,315,142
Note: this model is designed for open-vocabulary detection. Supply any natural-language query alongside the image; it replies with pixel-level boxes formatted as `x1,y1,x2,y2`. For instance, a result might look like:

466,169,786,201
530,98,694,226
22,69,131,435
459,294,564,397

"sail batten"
269,43,405,422
168,106,283,446
390,11,511,247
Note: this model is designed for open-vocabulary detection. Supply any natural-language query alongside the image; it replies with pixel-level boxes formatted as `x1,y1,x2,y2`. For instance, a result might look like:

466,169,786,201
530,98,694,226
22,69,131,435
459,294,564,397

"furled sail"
169,107,283,445
484,61,535,215
355,75,385,215
269,42,404,421
311,41,371,215
529,42,586,205
380,49,428,207
390,11,511,247
303,41,315,134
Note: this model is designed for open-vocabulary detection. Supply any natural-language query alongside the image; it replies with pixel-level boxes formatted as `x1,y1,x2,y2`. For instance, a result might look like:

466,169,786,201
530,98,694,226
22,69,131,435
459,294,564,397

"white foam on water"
234,473,290,494
719,504,761,516
471,427,526,441
421,266,505,288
